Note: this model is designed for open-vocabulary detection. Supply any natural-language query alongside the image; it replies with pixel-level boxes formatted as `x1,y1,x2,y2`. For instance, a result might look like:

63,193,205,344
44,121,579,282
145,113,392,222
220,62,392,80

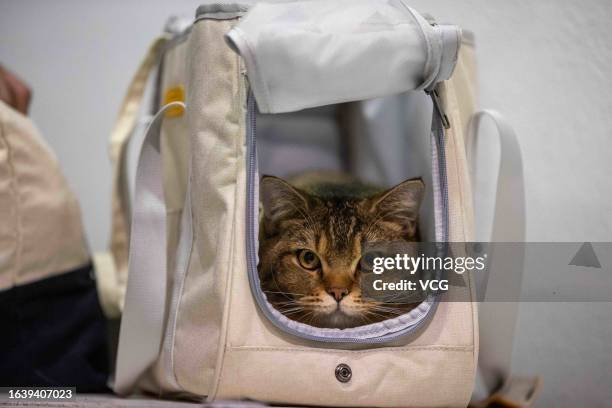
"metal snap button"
335,363,352,383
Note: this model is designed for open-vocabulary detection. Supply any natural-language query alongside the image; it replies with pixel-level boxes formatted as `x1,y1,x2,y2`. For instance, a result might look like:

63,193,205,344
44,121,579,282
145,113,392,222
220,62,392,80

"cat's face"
258,176,424,329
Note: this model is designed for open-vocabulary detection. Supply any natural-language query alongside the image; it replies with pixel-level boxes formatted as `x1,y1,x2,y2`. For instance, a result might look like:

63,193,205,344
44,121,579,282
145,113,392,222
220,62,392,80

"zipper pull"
426,86,451,129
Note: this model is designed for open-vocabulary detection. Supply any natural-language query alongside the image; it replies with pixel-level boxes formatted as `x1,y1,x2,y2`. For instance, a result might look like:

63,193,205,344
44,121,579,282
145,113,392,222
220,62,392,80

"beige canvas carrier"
101,1,527,406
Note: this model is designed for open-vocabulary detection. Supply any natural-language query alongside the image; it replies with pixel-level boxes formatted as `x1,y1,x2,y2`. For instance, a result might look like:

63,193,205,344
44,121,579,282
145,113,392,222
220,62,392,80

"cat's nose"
328,287,349,302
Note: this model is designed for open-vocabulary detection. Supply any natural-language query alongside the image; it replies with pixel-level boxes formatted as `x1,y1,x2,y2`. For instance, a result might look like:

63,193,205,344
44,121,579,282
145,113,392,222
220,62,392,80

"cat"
258,172,425,329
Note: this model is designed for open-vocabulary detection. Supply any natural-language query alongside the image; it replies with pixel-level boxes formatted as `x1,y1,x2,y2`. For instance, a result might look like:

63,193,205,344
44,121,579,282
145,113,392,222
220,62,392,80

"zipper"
428,83,450,243
432,105,450,243
245,91,446,344
427,85,450,130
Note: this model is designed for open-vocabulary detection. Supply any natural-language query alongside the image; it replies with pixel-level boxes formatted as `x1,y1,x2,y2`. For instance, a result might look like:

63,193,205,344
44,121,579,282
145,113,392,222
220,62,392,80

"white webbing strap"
467,110,525,243
93,36,168,318
114,101,185,395
467,110,527,399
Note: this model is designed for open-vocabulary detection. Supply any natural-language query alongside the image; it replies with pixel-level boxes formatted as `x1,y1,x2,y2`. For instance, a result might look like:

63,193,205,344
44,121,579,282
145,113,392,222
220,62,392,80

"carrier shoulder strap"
113,101,185,395
93,36,168,318
467,110,525,242
467,110,529,402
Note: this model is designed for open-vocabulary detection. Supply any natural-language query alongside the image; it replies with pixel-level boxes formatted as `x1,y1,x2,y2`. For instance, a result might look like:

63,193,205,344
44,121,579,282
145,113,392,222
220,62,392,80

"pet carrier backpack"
103,1,527,406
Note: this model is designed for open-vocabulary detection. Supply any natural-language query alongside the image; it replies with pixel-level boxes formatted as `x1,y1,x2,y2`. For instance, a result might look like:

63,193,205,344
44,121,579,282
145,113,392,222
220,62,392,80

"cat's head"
258,175,425,328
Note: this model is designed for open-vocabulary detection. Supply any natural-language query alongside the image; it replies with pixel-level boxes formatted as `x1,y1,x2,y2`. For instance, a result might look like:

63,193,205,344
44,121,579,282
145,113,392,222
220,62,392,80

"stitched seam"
228,345,473,354
231,27,272,112
444,82,479,366
168,205,192,393
209,29,244,401
282,21,427,34
398,0,432,89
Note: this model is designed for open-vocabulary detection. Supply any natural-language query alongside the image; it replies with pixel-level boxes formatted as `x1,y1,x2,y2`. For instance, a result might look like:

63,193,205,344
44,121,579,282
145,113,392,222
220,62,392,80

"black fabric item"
0,263,110,392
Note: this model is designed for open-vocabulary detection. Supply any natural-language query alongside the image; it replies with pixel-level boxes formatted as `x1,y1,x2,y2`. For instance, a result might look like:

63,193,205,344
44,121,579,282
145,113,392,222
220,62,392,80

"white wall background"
1,0,611,406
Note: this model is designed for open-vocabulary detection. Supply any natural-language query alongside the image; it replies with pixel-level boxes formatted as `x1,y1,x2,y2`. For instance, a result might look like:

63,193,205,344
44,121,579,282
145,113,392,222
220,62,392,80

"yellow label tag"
163,86,185,118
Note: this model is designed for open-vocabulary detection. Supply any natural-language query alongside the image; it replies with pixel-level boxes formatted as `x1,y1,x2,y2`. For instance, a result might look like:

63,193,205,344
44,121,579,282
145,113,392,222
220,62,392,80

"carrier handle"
114,101,185,395
467,110,525,242
466,110,526,396
92,36,168,318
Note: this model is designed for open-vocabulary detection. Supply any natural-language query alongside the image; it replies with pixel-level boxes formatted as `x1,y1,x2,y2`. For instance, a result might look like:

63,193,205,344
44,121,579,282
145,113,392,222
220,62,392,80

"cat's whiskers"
280,308,308,316
367,305,407,316
362,309,395,320
264,290,307,296
271,296,330,318
296,296,321,302
267,267,301,302
305,310,319,326
272,301,301,308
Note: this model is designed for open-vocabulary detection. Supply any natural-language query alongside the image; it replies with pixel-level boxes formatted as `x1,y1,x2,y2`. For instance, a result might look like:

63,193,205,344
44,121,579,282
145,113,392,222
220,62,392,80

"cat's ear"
367,178,425,237
260,175,311,232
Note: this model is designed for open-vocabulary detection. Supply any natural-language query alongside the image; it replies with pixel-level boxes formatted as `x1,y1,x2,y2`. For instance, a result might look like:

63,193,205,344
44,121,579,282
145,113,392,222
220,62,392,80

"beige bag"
112,2,525,407
0,101,89,288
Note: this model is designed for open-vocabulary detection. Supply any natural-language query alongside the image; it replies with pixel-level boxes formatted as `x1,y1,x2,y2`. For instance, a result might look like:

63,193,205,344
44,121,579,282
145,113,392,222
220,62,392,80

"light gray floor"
0,394,275,408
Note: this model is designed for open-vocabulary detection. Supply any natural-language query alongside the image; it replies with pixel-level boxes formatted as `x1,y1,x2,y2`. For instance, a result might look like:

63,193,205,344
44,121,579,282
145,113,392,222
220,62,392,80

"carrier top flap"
225,0,461,113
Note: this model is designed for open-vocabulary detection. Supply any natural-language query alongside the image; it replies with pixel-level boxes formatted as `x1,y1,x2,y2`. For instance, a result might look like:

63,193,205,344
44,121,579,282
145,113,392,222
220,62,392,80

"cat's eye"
297,249,321,270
